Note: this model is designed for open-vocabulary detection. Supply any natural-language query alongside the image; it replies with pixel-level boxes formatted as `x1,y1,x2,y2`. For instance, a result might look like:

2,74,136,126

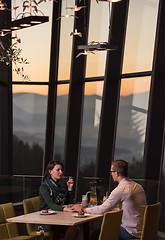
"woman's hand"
63,206,74,212
70,204,82,213
67,176,74,191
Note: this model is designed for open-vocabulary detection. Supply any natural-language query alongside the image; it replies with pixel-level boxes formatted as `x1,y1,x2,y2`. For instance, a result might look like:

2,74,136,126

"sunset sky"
12,0,159,96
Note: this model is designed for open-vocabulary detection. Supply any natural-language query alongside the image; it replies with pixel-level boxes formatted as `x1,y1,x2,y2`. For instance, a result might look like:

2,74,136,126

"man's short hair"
111,160,128,177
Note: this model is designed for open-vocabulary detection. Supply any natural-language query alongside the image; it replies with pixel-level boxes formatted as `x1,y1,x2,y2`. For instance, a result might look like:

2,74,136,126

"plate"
72,213,90,218
40,210,56,215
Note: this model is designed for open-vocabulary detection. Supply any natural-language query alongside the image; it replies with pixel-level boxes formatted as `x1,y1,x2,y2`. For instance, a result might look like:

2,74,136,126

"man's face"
110,164,118,182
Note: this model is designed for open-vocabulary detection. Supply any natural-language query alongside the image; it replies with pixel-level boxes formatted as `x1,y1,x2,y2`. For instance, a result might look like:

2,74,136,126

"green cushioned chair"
0,204,9,239
23,197,53,240
98,210,123,240
0,202,35,240
130,202,161,240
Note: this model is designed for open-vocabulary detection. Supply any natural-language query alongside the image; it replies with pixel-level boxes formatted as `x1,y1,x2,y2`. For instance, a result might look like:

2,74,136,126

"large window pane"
12,1,53,82
58,0,74,81
86,1,109,78
13,85,48,175
79,81,104,177
123,0,159,73
53,84,69,161
114,77,151,178
0,175,42,204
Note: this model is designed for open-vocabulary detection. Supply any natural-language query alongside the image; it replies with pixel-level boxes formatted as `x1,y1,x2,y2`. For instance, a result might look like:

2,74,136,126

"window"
12,1,53,82
114,77,151,178
123,0,159,73
58,0,74,81
86,1,109,78
53,84,69,161
79,81,104,177
13,85,48,175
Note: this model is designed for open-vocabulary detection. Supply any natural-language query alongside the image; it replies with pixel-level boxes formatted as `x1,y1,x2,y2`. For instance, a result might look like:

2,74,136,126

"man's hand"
67,176,74,191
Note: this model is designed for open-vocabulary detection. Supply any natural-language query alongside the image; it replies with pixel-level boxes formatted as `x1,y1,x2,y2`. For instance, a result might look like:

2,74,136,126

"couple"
39,159,146,240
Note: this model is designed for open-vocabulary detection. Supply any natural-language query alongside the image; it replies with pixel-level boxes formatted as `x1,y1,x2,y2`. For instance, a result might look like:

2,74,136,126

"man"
71,160,146,240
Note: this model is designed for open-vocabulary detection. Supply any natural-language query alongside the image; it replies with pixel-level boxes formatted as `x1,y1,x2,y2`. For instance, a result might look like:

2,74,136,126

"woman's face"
49,164,63,182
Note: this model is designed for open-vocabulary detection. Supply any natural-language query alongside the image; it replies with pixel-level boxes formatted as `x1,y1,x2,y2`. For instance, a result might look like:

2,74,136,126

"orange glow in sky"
12,0,158,97
120,77,151,96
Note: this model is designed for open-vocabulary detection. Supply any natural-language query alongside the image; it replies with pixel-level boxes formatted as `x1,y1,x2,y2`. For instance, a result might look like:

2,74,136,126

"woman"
38,160,79,240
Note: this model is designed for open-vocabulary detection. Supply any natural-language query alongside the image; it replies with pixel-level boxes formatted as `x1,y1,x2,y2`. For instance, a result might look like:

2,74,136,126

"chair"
23,196,53,240
130,202,161,240
98,209,123,240
23,196,40,236
0,202,35,240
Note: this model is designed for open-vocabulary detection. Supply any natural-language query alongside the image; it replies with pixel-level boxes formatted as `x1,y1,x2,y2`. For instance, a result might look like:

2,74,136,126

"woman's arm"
67,176,74,191
65,176,74,204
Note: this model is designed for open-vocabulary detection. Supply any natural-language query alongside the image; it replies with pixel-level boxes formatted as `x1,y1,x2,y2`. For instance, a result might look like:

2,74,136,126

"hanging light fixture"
0,0,7,10
76,42,117,58
66,5,87,12
97,0,122,2
70,29,82,37
0,0,49,33
107,0,122,2
77,41,117,52
56,0,78,20
76,50,95,58
0,31,10,37
0,0,49,82
0,15,49,33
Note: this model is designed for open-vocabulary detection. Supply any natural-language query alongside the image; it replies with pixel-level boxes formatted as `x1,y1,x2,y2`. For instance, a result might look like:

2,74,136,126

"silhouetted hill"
13,91,149,166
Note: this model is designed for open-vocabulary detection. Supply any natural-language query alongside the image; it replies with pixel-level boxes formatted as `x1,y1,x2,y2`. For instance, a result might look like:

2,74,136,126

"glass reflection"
123,0,159,73
0,175,42,204
12,1,53,82
79,81,104,177
114,77,151,178
58,0,74,81
53,84,69,161
86,1,109,78
12,85,48,175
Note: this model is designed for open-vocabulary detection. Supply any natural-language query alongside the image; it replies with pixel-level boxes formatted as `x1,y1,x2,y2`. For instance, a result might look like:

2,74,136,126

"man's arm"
72,185,123,214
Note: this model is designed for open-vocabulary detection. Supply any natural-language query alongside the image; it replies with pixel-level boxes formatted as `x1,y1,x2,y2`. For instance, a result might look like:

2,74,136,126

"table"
7,211,103,240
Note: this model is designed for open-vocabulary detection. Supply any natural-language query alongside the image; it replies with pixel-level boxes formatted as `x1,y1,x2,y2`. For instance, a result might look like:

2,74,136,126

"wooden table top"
7,211,103,226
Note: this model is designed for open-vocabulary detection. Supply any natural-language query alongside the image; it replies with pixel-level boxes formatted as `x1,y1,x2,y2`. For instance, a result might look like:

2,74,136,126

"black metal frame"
96,0,130,178
0,1,165,205
64,0,91,177
0,16,49,32
143,0,165,181
44,0,62,168
0,0,12,175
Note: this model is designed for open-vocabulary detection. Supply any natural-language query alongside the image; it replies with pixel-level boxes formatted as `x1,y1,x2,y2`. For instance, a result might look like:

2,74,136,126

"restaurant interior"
0,0,165,239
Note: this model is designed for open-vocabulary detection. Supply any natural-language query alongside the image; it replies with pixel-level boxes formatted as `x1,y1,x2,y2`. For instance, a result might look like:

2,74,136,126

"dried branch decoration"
0,40,30,81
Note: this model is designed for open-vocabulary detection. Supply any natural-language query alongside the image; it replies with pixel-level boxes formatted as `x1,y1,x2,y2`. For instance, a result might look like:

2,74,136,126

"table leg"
52,225,65,240
83,222,90,240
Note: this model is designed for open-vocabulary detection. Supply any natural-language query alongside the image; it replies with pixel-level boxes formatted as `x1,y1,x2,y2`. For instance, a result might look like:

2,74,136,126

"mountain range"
13,91,149,165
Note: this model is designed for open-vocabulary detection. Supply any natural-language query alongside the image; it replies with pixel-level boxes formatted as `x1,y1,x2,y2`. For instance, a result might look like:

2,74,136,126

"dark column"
96,0,130,178
143,0,165,181
44,1,62,169
0,0,12,175
64,0,91,177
